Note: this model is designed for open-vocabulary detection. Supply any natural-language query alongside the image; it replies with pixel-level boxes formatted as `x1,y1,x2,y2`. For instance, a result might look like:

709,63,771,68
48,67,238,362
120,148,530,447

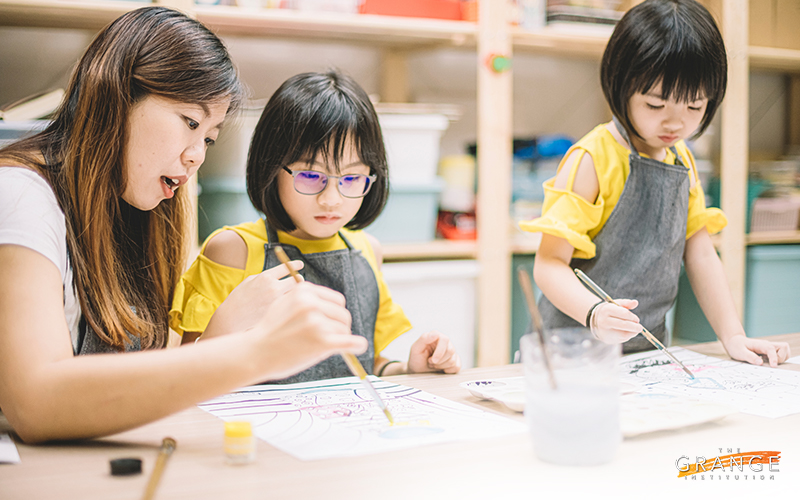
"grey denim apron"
539,117,691,353
263,223,379,383
75,316,141,355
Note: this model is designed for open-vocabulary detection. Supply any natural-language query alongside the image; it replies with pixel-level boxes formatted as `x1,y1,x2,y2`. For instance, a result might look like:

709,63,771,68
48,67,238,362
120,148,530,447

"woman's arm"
0,245,365,443
182,229,304,344
683,229,791,366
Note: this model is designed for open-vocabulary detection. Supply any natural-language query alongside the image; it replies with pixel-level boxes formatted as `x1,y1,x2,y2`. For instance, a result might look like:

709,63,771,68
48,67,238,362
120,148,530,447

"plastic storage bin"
744,245,800,337
673,245,800,342
750,197,800,232
360,0,463,20
378,113,449,185
366,180,443,243
199,104,263,179
0,120,49,147
197,177,262,243
379,260,479,369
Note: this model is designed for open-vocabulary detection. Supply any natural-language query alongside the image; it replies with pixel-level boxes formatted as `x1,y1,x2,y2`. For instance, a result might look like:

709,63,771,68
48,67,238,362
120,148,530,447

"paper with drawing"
621,347,800,418
199,377,526,461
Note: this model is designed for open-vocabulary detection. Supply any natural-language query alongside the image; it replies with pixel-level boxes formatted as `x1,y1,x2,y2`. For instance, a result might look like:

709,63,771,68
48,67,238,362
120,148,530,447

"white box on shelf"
199,104,263,179
379,113,449,184
379,260,479,369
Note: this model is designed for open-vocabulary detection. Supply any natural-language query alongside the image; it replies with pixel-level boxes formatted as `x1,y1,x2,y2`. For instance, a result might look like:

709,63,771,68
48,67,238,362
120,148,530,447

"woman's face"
278,140,370,241
123,95,229,211
627,82,708,160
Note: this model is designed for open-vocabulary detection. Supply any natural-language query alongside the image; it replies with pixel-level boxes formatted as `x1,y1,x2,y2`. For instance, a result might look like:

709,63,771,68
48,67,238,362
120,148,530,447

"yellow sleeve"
346,230,412,357
518,149,605,260
169,253,246,336
373,274,413,357
677,144,728,238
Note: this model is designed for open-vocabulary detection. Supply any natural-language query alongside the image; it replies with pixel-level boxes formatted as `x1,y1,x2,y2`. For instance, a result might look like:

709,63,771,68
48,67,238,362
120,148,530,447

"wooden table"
2,334,799,499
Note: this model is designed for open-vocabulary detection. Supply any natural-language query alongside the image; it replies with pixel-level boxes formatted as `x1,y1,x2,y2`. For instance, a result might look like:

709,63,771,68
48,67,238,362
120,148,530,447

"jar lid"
224,421,253,438
109,458,142,476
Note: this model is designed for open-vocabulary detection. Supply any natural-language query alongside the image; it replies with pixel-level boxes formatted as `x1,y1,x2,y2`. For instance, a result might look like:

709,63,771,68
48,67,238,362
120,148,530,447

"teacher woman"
0,7,366,443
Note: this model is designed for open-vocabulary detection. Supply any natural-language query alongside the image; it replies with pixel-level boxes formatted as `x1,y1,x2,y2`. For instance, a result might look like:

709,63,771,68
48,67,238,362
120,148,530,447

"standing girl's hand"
407,331,461,374
201,261,305,341
591,299,642,344
721,335,791,368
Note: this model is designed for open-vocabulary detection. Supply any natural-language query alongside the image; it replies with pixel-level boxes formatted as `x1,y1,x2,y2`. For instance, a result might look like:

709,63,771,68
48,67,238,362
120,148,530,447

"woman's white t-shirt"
0,166,82,351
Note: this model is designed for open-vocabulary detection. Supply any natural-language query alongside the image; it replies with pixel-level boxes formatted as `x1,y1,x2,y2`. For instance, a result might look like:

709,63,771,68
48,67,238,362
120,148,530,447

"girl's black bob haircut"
246,70,389,233
601,0,727,140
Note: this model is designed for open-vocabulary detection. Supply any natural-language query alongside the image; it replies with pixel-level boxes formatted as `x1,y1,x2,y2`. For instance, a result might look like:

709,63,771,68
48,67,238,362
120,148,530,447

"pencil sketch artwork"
621,347,800,418
199,377,527,460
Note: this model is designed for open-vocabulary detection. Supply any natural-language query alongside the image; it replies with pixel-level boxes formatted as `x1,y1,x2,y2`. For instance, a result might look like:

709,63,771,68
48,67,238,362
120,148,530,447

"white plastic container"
379,260,479,369
379,113,450,185
200,104,263,179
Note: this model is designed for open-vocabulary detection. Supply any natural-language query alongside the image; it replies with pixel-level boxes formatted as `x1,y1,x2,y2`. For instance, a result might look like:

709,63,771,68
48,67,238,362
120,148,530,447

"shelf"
197,6,476,47
0,1,477,48
0,0,139,30
511,25,609,59
749,46,800,73
382,239,476,262
746,230,800,245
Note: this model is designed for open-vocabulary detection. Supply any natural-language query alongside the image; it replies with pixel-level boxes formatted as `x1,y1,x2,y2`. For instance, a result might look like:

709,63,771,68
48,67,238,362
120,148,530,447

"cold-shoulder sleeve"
169,254,246,336
518,178,605,260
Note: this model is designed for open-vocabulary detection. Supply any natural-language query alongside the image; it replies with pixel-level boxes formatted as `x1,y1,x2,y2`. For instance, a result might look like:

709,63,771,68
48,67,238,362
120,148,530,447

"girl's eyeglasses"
282,167,377,199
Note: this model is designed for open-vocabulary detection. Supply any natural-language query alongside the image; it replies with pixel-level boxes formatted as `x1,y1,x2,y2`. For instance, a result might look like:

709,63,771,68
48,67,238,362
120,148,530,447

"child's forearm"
534,235,604,326
684,229,746,344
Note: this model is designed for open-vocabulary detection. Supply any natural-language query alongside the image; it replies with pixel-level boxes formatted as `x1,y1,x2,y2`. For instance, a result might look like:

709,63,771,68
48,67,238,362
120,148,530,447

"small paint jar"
224,421,256,465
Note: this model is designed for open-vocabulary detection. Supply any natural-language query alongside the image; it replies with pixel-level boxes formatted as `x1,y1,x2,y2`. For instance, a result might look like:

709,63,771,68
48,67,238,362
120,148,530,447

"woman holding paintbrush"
0,7,365,443
523,0,790,366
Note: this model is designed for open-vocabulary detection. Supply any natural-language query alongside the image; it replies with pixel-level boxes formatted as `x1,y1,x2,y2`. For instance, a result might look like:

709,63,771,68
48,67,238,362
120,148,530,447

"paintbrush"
517,267,557,390
574,268,695,379
141,437,176,500
272,245,395,424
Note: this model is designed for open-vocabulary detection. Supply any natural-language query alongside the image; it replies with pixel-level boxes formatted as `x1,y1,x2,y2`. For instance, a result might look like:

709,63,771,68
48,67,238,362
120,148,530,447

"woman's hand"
407,331,461,374
591,299,642,344
721,334,791,367
251,281,367,380
201,261,305,341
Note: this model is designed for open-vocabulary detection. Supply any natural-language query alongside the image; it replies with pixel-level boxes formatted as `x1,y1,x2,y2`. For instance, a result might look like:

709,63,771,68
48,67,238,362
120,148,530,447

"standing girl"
523,0,790,365
0,8,365,443
170,71,461,380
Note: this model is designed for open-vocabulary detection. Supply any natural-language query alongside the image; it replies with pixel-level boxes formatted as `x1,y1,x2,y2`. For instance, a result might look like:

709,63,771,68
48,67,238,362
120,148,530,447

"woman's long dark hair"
0,7,243,349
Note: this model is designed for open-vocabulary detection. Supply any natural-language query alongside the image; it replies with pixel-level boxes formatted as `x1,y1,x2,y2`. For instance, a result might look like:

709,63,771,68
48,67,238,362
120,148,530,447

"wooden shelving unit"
1,0,797,366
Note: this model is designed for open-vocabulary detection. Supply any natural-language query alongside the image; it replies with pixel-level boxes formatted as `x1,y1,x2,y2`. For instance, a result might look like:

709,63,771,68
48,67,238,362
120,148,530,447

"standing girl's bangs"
602,0,727,139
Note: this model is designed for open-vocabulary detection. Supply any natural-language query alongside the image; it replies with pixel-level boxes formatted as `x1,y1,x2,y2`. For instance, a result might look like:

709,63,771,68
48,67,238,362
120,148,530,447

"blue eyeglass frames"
282,166,377,199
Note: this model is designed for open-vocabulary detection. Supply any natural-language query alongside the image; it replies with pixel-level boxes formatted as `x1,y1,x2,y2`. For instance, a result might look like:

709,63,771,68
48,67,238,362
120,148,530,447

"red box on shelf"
359,0,463,20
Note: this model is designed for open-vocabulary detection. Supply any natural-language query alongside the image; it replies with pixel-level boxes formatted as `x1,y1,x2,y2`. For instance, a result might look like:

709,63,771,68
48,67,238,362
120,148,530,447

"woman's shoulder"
0,166,69,279
0,166,61,216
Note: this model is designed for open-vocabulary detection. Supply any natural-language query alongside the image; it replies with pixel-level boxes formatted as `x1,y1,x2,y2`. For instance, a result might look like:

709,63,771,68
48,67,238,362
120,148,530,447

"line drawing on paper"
621,347,800,418
199,377,526,460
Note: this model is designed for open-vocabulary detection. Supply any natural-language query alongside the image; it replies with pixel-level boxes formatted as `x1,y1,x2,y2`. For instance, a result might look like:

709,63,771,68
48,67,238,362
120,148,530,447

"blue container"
674,245,800,343
744,245,800,337
197,177,262,243
367,180,443,243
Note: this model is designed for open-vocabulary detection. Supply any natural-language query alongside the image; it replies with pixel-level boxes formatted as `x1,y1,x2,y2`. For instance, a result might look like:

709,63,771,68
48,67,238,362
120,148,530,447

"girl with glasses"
522,0,789,366
171,71,461,382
